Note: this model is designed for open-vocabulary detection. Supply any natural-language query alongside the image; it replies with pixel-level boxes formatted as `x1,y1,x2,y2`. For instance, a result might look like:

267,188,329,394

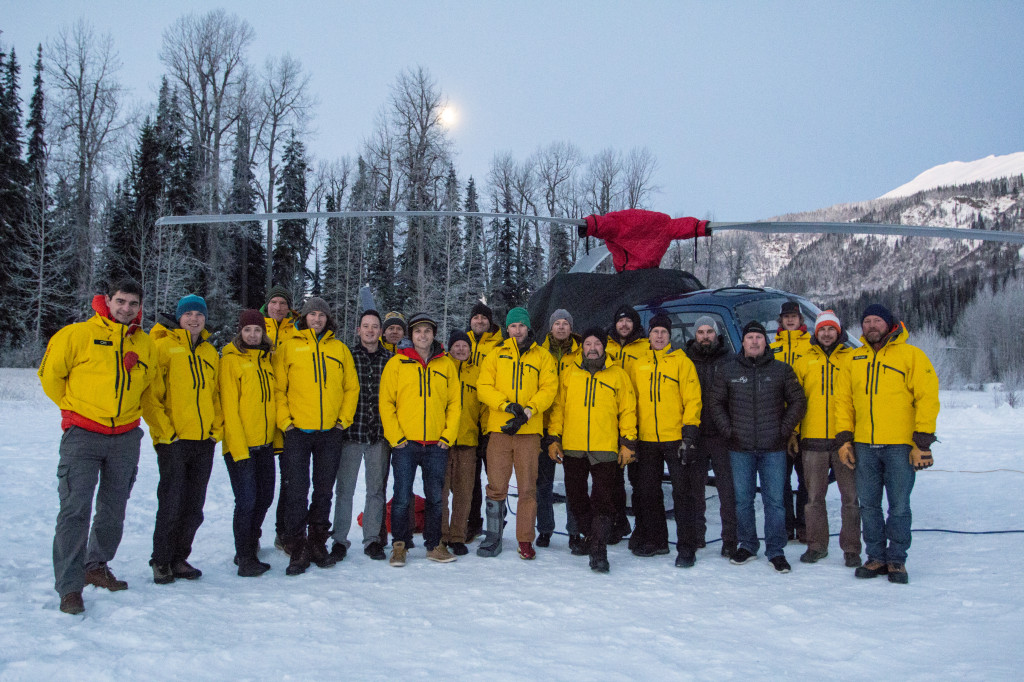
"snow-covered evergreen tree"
272,133,309,304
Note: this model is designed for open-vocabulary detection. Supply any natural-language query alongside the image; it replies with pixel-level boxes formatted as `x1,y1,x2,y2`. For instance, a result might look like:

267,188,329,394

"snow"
879,151,1024,199
2,368,1023,679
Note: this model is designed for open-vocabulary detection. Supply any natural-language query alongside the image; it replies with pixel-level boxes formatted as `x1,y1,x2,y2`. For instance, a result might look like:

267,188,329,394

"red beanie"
239,309,266,334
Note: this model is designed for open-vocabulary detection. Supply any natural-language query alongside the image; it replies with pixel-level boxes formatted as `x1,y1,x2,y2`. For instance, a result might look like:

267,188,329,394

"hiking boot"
845,552,862,568
285,539,311,576
427,544,457,563
675,551,696,568
389,540,408,567
518,542,536,560
151,562,175,585
447,542,469,556
171,560,202,580
85,564,128,591
730,548,757,565
329,543,348,562
800,549,828,564
631,543,658,558
568,534,586,556
770,556,792,573
307,527,336,568
476,499,505,557
887,562,909,584
721,543,737,559
60,592,85,615
854,560,889,579
536,532,552,548
237,556,271,577
364,541,387,560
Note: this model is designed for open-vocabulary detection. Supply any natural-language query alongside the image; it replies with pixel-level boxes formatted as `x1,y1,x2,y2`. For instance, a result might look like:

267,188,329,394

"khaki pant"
803,448,861,554
485,433,540,542
441,446,478,543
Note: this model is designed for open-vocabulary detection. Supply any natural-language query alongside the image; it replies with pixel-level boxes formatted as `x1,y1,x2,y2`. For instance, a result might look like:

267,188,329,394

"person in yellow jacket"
273,297,359,576
262,284,297,549
39,279,161,615
475,307,558,560
771,299,813,542
219,309,277,577
835,304,939,584
144,294,222,585
548,327,637,572
379,313,461,566
791,310,861,569
629,314,704,566
440,330,481,556
380,311,407,354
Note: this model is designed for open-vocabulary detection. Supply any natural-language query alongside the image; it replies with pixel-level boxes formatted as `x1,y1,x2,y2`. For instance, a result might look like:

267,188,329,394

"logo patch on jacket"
93,339,113,346
731,376,748,384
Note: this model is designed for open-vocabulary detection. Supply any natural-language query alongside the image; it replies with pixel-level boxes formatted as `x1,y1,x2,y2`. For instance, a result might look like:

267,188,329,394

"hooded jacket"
791,341,853,449
219,340,276,461
548,358,637,453
145,324,223,445
273,325,359,432
632,345,702,443
770,328,811,367
38,295,161,434
467,323,504,366
708,349,806,452
452,357,481,447
476,335,558,436
685,336,731,439
580,209,710,272
834,323,940,446
379,343,461,447
264,313,298,349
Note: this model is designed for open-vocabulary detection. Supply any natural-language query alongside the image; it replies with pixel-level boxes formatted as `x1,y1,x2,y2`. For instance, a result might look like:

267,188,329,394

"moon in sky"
440,105,458,127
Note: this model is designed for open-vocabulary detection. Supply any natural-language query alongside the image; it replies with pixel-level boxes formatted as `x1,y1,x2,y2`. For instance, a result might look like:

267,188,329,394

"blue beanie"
861,303,895,330
176,294,208,320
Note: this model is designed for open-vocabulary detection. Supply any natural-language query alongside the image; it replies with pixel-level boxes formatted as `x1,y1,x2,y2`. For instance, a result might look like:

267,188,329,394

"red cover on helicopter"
581,208,710,272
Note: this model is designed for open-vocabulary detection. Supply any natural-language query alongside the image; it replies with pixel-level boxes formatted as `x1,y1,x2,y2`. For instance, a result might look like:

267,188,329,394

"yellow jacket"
792,343,853,443
265,314,298,349
468,325,504,366
477,336,558,436
452,357,481,447
771,329,811,367
379,346,461,447
144,325,222,444
219,341,276,461
607,335,651,382
38,299,161,431
548,361,637,452
835,324,940,446
541,334,581,375
273,327,359,432
631,346,702,443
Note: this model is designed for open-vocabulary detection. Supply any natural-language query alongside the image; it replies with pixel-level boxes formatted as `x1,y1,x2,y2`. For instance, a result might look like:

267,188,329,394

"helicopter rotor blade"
708,221,1024,245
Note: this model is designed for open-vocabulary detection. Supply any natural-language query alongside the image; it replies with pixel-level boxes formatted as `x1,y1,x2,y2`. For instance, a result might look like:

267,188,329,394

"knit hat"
238,309,266,333
648,313,672,335
613,304,641,327
470,302,494,325
580,326,606,347
175,294,208,320
448,329,471,351
549,309,573,328
861,303,895,330
506,307,531,329
266,285,292,308
693,315,719,335
299,297,332,327
814,310,842,335
382,311,407,332
780,300,801,316
408,312,437,333
742,320,768,340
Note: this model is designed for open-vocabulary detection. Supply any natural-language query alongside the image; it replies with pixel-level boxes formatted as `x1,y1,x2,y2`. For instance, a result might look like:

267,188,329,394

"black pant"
225,447,276,560
700,435,738,547
785,455,807,533
280,429,343,540
152,439,215,565
633,441,676,550
563,456,617,539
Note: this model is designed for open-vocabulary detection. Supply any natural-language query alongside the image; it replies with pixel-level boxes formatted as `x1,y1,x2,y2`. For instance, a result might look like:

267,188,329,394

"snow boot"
307,525,337,568
285,537,311,576
854,559,888,579
237,556,270,577
476,499,505,557
536,532,552,548
887,562,909,584
569,533,588,556
589,516,611,573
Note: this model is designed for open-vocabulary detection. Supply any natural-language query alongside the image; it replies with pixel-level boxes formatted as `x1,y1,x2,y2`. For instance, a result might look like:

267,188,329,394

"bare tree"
581,147,623,215
622,146,659,209
534,141,582,276
46,20,129,305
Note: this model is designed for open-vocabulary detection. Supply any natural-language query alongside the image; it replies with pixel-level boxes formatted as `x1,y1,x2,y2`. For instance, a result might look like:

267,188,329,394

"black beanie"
470,302,494,325
580,326,607,347
861,303,896,330
648,313,672,335
448,329,471,351
742,320,768,340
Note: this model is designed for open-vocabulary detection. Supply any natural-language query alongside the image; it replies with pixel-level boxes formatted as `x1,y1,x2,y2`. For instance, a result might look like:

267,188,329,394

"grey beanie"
549,309,573,328
694,315,719,335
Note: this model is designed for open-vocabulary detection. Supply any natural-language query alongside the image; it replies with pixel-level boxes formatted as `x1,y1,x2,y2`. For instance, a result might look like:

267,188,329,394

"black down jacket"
685,336,731,439
708,349,806,452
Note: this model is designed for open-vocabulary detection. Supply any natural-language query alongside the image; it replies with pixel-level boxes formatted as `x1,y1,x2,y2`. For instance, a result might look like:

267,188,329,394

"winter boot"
589,516,611,573
60,592,85,615
476,499,506,557
85,564,128,591
237,556,271,577
568,533,587,556
171,560,202,580
285,537,311,576
536,532,552,548
307,525,337,569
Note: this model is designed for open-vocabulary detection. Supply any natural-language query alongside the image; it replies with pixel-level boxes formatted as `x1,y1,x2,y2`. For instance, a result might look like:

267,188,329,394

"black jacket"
685,337,730,439
708,349,806,452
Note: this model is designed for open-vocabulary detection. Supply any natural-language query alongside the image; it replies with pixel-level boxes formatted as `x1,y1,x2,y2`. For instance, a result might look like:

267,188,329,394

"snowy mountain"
879,151,1024,199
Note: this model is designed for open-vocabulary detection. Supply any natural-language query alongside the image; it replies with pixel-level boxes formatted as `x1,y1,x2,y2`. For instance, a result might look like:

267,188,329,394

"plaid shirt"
344,341,393,444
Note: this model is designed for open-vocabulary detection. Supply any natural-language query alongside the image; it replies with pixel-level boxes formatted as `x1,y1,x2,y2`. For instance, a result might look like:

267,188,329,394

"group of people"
40,278,939,616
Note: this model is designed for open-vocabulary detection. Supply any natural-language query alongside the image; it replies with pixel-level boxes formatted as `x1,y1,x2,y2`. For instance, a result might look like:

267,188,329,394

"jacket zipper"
652,351,661,442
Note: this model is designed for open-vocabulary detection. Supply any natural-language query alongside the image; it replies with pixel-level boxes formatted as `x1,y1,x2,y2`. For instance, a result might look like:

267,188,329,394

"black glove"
677,439,694,465
501,403,529,435
912,432,936,450
505,403,526,419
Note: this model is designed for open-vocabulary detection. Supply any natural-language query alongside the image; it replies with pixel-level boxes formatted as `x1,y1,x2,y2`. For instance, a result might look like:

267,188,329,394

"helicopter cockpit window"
664,312,736,352
735,297,820,344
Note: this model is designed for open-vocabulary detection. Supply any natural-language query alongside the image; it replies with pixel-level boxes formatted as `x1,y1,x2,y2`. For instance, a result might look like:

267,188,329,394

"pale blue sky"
4,1,1022,219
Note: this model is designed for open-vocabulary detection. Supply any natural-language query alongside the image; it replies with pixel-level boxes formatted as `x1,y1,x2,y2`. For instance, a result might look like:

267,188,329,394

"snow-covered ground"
1,368,1022,680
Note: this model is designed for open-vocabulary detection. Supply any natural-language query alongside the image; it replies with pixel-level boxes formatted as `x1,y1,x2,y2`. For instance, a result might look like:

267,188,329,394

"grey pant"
53,427,142,596
331,440,390,548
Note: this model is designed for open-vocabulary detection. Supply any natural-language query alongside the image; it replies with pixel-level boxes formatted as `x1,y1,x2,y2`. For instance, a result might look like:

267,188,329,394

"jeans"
152,439,215,566
280,429,344,539
730,450,787,559
536,450,556,535
700,436,738,547
391,443,448,550
855,443,915,563
224,447,276,560
332,440,390,548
